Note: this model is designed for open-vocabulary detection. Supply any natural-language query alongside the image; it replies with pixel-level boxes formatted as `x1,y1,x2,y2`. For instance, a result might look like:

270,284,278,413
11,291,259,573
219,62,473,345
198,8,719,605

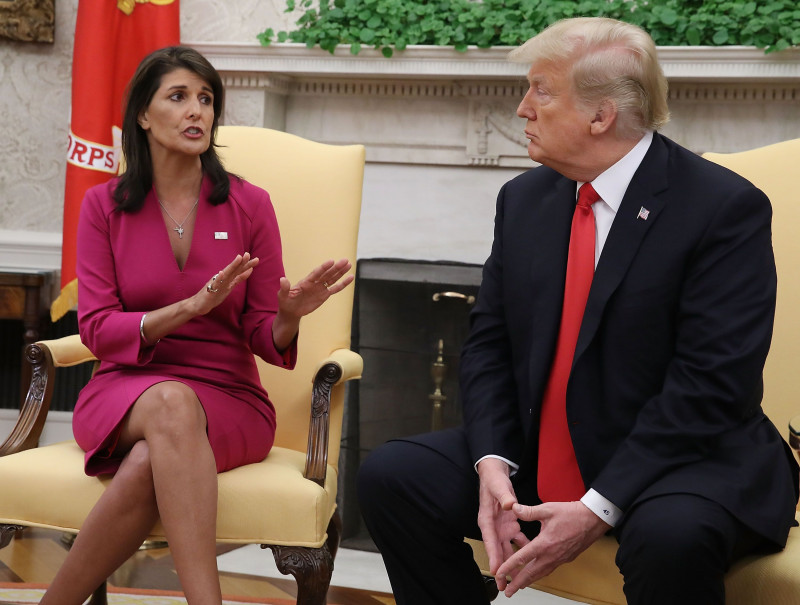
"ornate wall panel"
0,0,74,234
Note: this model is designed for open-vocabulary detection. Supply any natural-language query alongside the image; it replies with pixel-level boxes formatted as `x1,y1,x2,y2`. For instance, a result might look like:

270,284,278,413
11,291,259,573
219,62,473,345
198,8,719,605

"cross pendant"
174,226,184,239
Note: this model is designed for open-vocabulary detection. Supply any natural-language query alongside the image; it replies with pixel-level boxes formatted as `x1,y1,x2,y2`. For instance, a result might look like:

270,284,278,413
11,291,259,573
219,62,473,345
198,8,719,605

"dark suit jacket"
460,132,799,545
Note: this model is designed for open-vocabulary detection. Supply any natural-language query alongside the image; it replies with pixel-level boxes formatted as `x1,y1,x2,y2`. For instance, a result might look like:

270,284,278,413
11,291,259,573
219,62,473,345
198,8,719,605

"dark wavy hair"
113,46,229,211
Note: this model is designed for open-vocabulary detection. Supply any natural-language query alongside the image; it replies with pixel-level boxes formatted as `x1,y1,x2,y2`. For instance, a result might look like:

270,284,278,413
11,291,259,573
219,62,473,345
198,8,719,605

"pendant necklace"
159,197,199,239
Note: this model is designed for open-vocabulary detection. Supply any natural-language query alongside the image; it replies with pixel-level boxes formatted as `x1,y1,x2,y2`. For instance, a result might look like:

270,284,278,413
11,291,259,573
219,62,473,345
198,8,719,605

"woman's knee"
134,381,207,437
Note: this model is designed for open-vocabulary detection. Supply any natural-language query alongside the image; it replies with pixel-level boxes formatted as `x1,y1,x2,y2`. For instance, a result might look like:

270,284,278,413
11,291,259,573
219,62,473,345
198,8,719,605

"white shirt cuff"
474,454,520,476
580,489,623,527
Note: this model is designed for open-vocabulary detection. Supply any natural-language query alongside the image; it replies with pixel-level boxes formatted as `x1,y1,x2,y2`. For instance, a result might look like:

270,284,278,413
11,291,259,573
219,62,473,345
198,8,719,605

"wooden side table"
0,269,56,408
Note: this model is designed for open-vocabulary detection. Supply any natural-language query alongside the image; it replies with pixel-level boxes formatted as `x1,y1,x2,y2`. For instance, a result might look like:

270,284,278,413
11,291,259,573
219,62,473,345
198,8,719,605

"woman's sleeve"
240,187,297,369
76,185,156,365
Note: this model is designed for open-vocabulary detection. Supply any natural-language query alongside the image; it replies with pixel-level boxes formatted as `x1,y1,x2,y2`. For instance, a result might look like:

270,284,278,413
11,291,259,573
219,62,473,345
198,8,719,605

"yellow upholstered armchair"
469,138,800,604
0,126,365,605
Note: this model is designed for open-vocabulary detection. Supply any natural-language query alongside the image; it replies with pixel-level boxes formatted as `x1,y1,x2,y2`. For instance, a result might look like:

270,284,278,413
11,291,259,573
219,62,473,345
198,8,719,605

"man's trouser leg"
357,427,491,605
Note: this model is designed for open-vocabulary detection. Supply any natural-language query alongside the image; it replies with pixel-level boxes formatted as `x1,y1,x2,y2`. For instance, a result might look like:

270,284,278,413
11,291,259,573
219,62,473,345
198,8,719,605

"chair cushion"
0,440,337,548
467,510,800,605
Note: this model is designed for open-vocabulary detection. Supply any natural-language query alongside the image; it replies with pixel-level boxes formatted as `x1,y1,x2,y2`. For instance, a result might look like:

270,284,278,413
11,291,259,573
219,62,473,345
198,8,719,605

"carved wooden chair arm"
0,335,97,457
304,349,363,486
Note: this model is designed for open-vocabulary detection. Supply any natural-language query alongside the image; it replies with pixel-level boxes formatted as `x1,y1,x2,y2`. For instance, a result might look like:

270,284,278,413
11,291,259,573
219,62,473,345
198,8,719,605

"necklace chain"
158,198,199,239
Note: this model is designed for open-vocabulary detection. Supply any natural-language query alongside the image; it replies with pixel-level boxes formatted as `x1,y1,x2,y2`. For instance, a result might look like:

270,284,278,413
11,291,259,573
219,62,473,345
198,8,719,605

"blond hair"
509,18,670,139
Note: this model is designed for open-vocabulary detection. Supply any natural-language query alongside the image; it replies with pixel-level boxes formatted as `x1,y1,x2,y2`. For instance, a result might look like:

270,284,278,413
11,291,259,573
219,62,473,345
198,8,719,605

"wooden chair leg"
326,511,343,562
0,524,25,549
268,544,333,605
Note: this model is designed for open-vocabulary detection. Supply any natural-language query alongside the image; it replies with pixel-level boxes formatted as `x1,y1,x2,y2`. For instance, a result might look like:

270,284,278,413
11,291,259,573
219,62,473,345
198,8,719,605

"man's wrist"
475,454,519,476
580,489,623,527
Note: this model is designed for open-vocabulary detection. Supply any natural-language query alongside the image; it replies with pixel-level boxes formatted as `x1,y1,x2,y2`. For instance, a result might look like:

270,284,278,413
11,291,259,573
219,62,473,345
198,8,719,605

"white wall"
359,163,515,265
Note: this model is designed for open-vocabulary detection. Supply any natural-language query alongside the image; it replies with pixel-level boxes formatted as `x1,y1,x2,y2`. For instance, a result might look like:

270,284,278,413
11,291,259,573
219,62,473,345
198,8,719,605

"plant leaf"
712,28,729,44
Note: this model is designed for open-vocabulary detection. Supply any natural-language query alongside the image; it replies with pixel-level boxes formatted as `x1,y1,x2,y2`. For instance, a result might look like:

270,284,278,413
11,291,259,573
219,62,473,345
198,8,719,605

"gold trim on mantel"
186,42,800,82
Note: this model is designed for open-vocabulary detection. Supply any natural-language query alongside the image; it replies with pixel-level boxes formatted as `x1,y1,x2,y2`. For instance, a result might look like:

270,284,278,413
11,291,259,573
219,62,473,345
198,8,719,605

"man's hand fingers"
512,531,531,549
495,544,539,596
512,502,549,522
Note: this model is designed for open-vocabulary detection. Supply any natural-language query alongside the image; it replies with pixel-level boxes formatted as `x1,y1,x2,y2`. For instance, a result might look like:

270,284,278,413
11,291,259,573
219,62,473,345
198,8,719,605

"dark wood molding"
304,361,342,486
0,342,55,456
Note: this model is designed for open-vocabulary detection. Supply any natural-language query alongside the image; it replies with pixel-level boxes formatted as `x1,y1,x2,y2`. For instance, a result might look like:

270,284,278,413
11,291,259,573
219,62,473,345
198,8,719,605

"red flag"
51,0,180,321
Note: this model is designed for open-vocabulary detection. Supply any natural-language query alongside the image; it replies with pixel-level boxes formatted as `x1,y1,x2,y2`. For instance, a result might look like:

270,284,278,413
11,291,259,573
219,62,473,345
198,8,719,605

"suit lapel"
574,134,670,362
526,176,576,420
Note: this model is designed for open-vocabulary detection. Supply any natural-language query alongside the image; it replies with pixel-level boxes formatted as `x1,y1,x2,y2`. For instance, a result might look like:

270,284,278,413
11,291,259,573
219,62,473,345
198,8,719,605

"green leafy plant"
257,0,800,57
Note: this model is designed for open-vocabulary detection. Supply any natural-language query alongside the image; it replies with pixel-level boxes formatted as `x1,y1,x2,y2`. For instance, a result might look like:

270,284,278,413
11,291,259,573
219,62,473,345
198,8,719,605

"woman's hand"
194,253,260,315
272,258,354,351
278,258,354,319
139,253,259,344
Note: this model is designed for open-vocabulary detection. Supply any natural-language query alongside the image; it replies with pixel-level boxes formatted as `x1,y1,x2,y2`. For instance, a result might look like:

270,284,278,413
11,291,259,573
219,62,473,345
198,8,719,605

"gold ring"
323,282,329,288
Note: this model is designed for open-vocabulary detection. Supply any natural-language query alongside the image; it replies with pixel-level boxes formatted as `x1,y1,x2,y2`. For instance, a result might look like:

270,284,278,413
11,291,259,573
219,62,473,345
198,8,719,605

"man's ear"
589,99,617,135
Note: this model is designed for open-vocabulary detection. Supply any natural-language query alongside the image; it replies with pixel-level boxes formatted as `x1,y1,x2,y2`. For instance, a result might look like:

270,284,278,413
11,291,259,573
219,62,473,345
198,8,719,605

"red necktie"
537,182,600,502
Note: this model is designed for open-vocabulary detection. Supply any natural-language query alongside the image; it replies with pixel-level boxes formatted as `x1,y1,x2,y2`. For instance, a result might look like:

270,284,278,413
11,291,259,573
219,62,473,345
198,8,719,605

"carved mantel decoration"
0,0,55,43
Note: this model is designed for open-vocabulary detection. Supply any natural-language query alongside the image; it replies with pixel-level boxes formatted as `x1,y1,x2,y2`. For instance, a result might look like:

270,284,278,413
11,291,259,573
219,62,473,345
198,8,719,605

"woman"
41,46,353,605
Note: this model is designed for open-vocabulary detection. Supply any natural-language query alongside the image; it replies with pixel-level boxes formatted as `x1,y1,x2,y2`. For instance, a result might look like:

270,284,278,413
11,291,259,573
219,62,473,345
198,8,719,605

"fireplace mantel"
188,42,800,170
190,42,800,82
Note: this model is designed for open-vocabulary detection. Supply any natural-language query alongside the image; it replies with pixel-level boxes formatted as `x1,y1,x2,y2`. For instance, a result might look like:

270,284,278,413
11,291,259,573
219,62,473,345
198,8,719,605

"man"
357,17,799,605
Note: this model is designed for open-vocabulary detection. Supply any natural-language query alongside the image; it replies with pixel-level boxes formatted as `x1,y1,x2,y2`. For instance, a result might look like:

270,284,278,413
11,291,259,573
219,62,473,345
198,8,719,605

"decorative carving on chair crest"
311,363,341,418
0,343,53,456
26,344,48,401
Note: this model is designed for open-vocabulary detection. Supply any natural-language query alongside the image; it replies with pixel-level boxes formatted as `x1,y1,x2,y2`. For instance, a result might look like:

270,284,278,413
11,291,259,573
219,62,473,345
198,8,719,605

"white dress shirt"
477,131,655,527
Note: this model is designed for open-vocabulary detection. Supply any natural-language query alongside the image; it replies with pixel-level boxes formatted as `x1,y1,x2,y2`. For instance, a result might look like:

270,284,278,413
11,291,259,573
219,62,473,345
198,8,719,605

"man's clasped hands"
477,457,611,597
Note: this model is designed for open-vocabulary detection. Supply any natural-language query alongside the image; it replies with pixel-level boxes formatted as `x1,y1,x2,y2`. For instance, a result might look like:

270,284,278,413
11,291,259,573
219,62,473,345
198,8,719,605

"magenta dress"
73,174,296,476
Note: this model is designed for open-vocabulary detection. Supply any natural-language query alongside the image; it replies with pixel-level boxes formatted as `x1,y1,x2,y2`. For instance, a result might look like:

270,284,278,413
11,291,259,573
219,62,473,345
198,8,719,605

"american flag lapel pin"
637,206,650,221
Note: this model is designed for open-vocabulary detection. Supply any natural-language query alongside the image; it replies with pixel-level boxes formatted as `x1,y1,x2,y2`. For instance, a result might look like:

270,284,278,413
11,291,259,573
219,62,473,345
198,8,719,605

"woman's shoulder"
225,174,274,217
227,173,269,198
82,177,121,214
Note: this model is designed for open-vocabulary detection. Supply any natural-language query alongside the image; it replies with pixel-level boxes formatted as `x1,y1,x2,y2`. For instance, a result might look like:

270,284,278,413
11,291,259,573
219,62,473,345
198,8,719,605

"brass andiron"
429,339,447,432
432,291,476,305
429,290,474,432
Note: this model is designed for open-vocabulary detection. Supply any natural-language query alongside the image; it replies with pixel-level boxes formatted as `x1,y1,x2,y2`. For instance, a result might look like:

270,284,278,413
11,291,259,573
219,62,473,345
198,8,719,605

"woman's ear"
589,99,617,135
138,110,149,131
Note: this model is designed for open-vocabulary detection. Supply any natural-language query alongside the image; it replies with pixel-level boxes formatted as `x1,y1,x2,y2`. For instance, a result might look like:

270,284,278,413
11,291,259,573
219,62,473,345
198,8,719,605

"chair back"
703,140,800,442
215,126,365,466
